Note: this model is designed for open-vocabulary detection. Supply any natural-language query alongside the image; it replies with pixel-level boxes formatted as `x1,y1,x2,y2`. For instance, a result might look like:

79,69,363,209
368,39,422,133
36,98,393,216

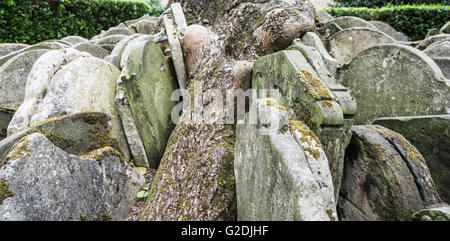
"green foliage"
333,0,449,7
326,5,450,40
0,0,160,44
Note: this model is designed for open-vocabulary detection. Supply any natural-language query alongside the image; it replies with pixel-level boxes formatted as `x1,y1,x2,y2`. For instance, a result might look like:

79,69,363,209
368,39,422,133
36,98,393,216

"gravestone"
338,44,449,124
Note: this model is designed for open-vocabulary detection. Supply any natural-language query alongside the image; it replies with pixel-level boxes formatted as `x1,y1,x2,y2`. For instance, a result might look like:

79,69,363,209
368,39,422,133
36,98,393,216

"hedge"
326,5,450,40
333,0,449,8
0,0,158,44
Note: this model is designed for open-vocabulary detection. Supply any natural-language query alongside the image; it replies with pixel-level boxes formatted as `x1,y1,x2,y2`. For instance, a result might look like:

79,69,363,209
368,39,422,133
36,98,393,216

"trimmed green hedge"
0,0,156,44
333,0,449,8
326,5,450,40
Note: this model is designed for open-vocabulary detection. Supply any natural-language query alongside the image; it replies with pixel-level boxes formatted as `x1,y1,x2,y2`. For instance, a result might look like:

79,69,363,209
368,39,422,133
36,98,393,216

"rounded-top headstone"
328,27,395,64
370,20,409,42
0,43,28,58
440,21,450,34
338,44,449,124
423,40,450,58
330,16,376,30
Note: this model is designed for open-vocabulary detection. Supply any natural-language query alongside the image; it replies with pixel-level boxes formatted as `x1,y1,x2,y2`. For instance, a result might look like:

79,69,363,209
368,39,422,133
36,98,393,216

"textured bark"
140,0,316,220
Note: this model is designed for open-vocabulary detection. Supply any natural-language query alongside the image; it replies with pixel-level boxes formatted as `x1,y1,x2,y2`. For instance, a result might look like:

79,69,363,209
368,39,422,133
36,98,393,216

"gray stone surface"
301,32,339,76
119,35,155,69
417,34,450,50
0,132,144,221
164,4,188,89
317,21,343,40
92,35,128,51
0,49,50,109
235,100,337,221
370,20,409,41
432,57,450,79
0,44,28,58
423,40,450,58
61,36,88,45
328,27,395,64
440,21,450,34
338,125,442,221
7,49,90,135
315,9,334,23
121,40,177,168
24,56,130,161
73,42,110,59
104,34,142,69
338,44,449,124
373,115,450,203
0,112,117,163
0,44,54,67
330,16,376,30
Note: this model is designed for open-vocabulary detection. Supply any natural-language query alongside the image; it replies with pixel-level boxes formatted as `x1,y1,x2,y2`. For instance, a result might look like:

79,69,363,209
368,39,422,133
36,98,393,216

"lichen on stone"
290,120,322,159
1,138,31,166
322,101,334,108
0,178,14,205
81,146,125,164
297,70,332,100
265,98,287,111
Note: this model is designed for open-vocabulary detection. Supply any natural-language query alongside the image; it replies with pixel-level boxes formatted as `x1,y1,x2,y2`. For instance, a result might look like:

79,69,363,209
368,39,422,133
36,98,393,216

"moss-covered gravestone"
338,44,449,125
373,115,450,203
252,49,352,200
339,125,442,221
121,40,177,168
235,100,337,221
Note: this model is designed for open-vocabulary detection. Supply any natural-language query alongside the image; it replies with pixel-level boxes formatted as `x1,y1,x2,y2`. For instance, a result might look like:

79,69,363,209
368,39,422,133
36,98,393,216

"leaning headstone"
315,9,334,24
121,40,177,168
129,20,156,34
423,40,450,58
7,49,90,135
373,115,450,203
328,27,395,64
338,125,442,221
425,28,440,39
164,2,188,89
338,44,449,124
0,132,144,221
92,35,128,51
317,21,342,40
440,21,450,34
235,99,337,221
0,43,28,57
119,34,155,69
330,16,376,30
101,27,133,38
432,57,450,79
412,206,450,221
301,32,339,76
61,36,88,45
23,56,130,161
1,112,117,162
252,49,354,200
370,20,409,41
417,34,450,50
104,34,143,69
0,49,51,109
73,42,110,59
0,44,54,67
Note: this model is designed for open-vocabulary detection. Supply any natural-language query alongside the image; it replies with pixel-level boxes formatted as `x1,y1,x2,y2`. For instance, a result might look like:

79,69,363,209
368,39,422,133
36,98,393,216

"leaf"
136,191,149,199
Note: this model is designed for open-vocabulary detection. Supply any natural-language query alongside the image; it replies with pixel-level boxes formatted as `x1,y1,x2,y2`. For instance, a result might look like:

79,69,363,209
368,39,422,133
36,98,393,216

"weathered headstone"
338,125,442,221
92,35,128,51
338,44,449,124
73,42,110,59
235,99,337,221
61,36,88,45
121,40,177,168
330,16,376,30
423,40,450,58
440,21,450,34
7,49,90,135
252,49,355,200
370,20,409,41
164,3,188,89
432,57,450,79
315,9,334,23
373,115,450,203
104,34,143,69
0,43,28,58
301,32,339,76
0,49,51,109
417,34,450,50
328,27,395,64
0,132,144,221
